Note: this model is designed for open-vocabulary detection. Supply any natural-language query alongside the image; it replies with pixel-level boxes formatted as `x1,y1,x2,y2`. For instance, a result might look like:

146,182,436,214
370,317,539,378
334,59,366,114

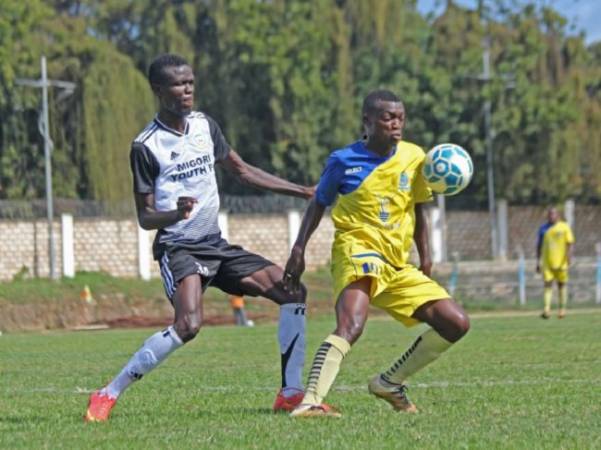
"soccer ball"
422,143,473,196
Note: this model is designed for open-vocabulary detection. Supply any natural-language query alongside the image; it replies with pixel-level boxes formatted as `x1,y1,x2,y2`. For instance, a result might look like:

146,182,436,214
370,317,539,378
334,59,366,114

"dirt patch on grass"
102,312,273,329
0,292,287,332
0,293,172,332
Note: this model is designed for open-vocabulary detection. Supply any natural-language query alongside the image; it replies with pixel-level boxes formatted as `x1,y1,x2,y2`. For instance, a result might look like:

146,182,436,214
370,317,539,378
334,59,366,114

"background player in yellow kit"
536,207,575,319
283,90,470,417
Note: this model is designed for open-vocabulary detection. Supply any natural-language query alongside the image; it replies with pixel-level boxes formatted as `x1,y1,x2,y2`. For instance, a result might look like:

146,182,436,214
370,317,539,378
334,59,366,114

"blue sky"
417,0,601,44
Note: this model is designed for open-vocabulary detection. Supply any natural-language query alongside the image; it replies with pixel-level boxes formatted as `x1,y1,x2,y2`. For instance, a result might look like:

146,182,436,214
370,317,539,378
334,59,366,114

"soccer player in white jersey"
85,54,315,422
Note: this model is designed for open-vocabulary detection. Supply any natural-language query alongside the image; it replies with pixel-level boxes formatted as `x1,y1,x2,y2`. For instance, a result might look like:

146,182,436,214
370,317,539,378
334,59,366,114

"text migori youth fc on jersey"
129,112,231,259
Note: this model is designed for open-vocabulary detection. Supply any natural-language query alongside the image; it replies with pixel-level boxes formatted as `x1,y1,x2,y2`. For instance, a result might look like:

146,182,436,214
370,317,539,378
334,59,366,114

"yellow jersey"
539,221,574,270
315,140,432,270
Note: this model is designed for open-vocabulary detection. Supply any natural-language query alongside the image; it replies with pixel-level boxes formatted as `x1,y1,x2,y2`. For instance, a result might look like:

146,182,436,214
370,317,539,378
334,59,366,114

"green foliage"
1,0,601,204
82,44,154,203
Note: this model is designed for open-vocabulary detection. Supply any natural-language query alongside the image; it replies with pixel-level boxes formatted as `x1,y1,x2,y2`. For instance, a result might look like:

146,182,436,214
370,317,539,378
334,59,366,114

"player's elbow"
138,219,154,231
136,211,155,230
233,162,254,185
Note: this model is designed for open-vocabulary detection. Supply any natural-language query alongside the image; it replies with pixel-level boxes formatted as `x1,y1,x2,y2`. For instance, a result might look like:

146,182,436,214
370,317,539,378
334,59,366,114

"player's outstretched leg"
369,298,469,413
239,265,307,412
291,278,370,418
85,275,202,422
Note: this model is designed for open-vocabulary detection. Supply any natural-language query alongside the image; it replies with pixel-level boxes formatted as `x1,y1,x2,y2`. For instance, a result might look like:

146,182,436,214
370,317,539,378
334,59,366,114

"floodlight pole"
16,56,76,279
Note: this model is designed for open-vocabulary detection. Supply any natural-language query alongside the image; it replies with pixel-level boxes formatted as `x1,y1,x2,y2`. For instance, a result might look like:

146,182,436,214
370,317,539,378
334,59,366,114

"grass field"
1,311,601,449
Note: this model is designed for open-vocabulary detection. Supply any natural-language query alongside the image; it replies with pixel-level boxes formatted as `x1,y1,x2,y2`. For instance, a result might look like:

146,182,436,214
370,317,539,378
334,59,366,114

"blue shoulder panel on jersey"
315,141,395,206
536,222,552,249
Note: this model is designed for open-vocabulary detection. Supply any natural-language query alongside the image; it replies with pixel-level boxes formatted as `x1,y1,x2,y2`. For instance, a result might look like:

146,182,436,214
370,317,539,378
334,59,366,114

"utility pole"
482,37,499,259
16,56,76,279
476,0,499,259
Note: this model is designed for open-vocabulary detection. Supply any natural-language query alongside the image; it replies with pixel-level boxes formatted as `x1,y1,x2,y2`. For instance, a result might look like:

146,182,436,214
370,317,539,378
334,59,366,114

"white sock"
102,326,183,399
278,303,306,396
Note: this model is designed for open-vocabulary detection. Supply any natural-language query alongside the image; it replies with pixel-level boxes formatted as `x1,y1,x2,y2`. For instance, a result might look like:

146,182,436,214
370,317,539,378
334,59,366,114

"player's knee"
282,283,307,304
175,312,203,342
296,283,307,303
450,311,470,341
337,321,364,344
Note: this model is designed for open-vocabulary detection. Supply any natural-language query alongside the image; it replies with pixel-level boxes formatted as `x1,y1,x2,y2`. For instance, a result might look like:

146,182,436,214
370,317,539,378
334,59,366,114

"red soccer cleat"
84,390,117,422
272,388,304,412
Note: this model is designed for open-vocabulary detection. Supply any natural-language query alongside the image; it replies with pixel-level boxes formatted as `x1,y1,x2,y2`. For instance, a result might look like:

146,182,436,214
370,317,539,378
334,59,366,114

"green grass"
0,272,168,305
1,312,600,449
0,270,338,306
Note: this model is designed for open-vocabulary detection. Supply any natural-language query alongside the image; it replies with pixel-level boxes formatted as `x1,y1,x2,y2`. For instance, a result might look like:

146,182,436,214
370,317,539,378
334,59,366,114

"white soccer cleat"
368,375,418,413
290,403,342,418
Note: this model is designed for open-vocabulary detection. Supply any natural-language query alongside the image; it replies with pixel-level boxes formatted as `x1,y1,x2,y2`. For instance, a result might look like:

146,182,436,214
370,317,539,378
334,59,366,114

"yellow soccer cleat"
368,375,418,413
290,403,342,418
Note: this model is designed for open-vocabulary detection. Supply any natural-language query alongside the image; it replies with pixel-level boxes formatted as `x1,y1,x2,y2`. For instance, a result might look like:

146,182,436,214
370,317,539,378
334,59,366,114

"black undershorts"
158,238,274,303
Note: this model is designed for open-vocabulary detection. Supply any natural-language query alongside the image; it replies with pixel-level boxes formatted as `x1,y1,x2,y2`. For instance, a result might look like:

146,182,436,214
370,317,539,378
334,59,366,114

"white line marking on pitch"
4,378,599,395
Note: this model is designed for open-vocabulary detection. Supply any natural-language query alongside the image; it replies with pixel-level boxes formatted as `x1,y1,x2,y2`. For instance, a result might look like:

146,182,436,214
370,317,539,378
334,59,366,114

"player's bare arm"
283,197,326,292
134,192,197,230
414,203,432,276
219,149,315,199
536,235,543,273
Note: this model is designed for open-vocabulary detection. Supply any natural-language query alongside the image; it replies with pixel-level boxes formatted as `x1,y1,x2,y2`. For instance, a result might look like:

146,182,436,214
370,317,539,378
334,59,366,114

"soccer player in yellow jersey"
283,90,470,417
536,207,575,319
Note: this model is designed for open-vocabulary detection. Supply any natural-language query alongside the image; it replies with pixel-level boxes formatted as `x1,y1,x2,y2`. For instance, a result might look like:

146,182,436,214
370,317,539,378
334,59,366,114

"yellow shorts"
332,251,450,327
543,267,569,283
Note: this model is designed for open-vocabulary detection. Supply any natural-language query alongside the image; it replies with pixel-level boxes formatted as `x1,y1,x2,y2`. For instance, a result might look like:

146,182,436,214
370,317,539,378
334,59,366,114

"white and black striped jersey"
130,112,230,258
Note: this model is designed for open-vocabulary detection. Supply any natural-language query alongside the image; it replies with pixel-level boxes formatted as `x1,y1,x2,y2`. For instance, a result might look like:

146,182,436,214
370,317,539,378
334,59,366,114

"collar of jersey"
154,114,190,136
357,140,397,160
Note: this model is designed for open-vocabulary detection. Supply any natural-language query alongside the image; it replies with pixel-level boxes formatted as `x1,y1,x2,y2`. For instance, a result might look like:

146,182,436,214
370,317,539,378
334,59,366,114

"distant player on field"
283,90,470,417
536,207,574,319
85,54,313,422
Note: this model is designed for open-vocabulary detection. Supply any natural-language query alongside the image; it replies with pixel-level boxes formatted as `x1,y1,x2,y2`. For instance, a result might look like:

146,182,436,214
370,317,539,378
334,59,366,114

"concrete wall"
0,205,599,281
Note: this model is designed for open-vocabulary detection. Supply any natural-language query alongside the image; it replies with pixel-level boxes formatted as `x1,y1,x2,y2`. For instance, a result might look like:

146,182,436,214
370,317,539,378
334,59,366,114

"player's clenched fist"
176,196,197,219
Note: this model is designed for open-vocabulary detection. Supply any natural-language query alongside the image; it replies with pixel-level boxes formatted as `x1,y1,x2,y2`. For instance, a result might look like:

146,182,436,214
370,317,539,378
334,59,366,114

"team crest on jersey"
187,132,211,151
170,151,180,160
378,197,390,223
398,172,410,191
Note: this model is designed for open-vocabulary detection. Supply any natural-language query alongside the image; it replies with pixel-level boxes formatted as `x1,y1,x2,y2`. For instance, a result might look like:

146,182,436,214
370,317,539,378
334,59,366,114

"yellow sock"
302,334,351,405
382,328,452,384
558,285,567,313
544,287,553,314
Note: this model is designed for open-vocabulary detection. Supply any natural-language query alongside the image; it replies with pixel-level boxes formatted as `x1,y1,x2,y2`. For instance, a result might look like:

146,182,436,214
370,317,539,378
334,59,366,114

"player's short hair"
148,54,190,86
362,90,401,115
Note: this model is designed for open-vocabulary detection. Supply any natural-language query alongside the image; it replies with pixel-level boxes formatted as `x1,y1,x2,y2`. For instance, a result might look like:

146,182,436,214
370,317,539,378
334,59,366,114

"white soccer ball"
423,143,473,196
